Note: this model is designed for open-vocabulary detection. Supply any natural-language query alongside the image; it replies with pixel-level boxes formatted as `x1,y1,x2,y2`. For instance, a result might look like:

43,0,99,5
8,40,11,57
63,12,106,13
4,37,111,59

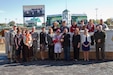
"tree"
8,21,16,26
91,19,100,24
0,23,6,26
105,18,113,25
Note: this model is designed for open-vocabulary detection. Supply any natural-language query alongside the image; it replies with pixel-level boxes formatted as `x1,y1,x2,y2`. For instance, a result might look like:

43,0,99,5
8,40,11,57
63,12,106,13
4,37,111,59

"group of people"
4,19,107,63
51,19,107,61
5,26,38,63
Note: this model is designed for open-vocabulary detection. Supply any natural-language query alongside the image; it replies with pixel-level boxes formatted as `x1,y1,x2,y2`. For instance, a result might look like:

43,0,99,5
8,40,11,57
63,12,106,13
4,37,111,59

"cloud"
0,10,5,13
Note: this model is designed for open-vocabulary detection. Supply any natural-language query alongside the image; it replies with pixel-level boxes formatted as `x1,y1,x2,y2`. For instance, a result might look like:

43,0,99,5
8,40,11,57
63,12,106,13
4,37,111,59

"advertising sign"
25,17,44,26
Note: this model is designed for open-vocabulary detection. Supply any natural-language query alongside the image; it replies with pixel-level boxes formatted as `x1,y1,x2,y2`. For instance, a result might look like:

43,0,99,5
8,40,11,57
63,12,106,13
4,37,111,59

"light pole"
15,18,17,24
95,8,98,20
5,18,7,26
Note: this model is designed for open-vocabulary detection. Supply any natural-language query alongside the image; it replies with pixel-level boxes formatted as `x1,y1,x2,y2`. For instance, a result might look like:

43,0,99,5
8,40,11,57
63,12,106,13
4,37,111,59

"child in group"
53,29,62,60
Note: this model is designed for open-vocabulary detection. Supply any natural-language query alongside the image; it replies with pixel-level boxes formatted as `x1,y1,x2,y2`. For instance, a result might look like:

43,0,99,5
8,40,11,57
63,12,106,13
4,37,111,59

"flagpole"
66,0,67,9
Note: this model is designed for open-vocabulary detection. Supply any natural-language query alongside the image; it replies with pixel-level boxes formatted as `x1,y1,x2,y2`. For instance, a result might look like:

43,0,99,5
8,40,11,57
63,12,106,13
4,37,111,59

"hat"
56,29,61,33
62,19,67,23
13,25,17,27
54,21,58,24
32,26,35,29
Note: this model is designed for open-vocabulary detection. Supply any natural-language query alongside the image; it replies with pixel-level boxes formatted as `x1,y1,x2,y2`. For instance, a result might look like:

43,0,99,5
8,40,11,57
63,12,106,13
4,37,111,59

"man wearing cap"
30,26,38,60
9,25,17,62
97,19,109,31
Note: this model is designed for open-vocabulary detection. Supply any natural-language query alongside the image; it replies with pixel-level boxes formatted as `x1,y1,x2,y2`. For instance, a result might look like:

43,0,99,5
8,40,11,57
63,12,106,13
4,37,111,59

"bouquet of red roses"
53,38,58,43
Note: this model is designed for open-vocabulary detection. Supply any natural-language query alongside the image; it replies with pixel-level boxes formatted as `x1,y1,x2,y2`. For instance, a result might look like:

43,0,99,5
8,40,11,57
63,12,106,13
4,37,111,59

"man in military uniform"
9,25,17,62
94,25,106,60
30,26,38,60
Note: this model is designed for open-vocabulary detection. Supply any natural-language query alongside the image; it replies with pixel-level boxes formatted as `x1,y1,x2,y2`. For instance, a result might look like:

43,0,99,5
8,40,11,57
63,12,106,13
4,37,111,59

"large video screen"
23,5,45,17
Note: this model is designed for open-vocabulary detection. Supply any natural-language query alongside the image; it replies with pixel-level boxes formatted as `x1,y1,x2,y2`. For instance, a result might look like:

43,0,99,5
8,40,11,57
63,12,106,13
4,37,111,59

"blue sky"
0,0,113,23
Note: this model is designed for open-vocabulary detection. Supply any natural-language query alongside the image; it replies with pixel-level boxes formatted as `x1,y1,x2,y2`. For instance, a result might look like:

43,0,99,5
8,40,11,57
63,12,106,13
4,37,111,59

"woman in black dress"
72,28,81,61
14,30,22,62
21,29,26,62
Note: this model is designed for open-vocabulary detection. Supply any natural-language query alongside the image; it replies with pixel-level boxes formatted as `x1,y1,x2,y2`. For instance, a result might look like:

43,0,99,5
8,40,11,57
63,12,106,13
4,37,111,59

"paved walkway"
0,53,8,65
0,55,113,75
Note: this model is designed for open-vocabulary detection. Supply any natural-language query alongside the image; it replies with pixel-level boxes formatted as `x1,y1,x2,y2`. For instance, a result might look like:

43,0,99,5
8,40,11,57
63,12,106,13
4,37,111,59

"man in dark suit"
40,27,47,60
61,28,70,61
60,20,69,33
